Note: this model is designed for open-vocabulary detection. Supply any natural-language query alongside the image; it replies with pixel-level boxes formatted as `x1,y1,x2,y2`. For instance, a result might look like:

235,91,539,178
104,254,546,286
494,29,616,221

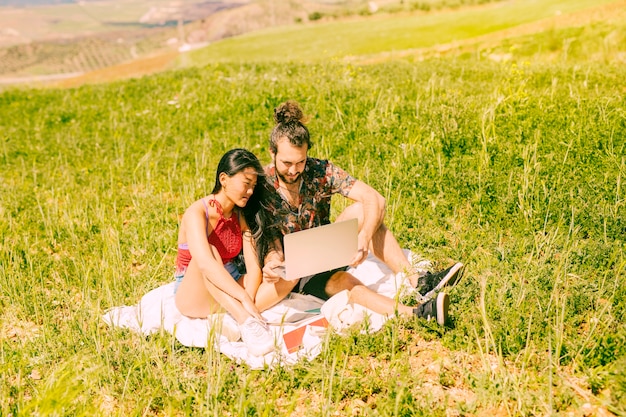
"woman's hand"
241,295,264,322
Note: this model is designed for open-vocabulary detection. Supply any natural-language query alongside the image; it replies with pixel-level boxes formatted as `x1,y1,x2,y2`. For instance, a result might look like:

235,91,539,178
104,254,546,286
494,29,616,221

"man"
255,100,463,325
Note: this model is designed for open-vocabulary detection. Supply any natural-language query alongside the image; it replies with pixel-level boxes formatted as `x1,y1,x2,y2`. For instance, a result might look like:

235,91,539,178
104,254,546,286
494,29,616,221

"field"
1,0,625,415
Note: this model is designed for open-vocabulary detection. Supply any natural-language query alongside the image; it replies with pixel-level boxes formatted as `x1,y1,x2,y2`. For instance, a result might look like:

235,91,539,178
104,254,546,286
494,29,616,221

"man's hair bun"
273,100,304,125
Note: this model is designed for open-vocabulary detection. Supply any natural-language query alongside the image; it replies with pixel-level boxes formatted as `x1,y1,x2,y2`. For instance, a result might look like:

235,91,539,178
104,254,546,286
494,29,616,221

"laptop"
278,218,358,281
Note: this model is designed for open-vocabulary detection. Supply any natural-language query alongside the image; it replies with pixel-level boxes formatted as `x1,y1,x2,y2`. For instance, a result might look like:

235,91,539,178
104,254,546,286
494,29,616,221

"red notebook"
282,316,329,353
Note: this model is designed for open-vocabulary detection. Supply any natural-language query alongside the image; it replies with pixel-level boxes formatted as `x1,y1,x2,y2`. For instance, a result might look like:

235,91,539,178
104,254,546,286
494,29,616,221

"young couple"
174,101,464,357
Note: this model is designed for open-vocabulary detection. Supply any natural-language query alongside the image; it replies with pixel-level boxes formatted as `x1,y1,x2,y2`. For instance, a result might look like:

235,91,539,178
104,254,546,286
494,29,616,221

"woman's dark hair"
212,148,278,267
211,148,263,194
269,100,313,153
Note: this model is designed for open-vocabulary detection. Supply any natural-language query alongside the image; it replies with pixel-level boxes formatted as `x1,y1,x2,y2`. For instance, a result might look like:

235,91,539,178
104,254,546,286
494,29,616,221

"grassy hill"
5,0,625,85
2,0,498,79
1,1,625,415
48,0,626,88
183,0,620,64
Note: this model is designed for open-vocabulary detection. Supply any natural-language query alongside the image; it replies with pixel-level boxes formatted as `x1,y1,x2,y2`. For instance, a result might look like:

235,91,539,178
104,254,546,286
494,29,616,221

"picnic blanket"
103,251,429,369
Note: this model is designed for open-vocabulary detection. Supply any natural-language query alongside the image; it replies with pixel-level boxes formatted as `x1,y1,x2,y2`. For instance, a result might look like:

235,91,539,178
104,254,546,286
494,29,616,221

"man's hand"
262,259,286,284
349,232,370,266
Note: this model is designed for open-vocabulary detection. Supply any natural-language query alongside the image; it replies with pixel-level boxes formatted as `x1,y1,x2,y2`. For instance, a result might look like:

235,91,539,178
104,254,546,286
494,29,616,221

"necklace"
277,178,303,205
278,184,300,194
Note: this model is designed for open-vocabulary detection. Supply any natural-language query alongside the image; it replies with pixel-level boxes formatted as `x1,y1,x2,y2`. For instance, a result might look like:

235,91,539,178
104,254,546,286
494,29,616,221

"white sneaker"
239,317,275,356
208,313,241,342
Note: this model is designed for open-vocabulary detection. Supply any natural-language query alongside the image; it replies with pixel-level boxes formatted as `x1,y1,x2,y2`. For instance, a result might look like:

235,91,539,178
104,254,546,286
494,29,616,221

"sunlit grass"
1,6,625,414
2,58,625,414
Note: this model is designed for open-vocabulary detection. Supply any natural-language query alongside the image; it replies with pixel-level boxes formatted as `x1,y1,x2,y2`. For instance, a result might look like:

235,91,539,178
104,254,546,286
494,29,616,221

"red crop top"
175,197,243,272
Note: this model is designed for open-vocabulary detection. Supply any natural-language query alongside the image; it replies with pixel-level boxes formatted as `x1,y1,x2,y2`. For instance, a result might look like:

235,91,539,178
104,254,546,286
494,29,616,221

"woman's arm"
184,200,254,305
240,215,263,300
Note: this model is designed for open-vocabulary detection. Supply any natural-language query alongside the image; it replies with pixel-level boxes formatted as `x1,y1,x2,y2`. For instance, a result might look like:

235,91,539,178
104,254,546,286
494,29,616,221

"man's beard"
275,158,302,185
277,170,301,185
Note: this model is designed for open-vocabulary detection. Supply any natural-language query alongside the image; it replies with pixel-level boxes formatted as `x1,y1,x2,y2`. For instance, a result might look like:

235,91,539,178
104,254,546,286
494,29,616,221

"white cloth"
102,251,429,369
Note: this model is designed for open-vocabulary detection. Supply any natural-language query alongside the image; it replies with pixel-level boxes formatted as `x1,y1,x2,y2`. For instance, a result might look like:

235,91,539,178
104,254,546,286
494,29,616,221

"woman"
174,148,276,357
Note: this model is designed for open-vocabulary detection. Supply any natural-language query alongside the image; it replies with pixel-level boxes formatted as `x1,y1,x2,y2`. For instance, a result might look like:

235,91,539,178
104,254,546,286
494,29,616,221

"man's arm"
345,180,386,264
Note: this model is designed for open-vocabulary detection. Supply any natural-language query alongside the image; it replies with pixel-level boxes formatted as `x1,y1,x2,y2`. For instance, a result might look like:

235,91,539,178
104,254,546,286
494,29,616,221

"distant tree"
308,11,323,21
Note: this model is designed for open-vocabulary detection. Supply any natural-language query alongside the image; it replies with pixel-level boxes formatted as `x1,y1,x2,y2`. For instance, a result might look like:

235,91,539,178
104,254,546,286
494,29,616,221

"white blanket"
103,251,428,369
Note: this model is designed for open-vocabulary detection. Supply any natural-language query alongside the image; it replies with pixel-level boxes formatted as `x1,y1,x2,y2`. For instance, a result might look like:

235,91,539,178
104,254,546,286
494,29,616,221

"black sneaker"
415,262,464,299
413,293,449,326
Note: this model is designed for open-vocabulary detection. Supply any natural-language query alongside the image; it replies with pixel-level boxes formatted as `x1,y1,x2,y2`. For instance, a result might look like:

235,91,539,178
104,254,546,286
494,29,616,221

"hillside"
50,0,625,88
353,0,626,64
0,0,423,80
0,0,584,84
0,0,249,81
2,0,624,88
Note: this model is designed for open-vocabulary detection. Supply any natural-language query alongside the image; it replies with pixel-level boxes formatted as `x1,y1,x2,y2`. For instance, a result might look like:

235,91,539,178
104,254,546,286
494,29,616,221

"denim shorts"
173,261,242,294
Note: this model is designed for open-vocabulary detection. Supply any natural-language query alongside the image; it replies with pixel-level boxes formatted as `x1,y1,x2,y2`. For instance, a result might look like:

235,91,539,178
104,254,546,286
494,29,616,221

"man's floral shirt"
264,157,356,236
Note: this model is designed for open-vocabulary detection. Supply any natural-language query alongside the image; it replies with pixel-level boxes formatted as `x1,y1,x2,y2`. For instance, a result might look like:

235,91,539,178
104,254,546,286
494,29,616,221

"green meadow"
1,1,625,415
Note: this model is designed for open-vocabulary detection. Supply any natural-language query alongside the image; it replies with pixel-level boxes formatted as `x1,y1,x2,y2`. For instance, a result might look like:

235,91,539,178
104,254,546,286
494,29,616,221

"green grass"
1,58,625,415
1,3,626,415
185,0,620,64
478,19,626,64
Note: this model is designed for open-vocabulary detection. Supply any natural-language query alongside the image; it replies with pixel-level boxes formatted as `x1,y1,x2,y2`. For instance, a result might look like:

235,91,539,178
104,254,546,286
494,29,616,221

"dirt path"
0,71,84,86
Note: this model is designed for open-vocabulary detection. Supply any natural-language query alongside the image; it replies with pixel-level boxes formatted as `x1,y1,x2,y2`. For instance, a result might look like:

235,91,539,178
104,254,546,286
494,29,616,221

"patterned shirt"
264,157,357,236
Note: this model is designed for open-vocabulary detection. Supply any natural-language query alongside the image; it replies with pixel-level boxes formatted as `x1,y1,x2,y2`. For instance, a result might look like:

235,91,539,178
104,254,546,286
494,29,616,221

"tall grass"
1,57,624,415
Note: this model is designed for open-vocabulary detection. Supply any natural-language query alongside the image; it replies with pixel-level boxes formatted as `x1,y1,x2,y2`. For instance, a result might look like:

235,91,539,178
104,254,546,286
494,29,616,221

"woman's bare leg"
174,256,251,323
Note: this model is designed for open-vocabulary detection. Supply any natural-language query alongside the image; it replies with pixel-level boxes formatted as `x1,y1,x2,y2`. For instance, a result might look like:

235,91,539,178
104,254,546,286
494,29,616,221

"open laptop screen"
282,218,358,281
